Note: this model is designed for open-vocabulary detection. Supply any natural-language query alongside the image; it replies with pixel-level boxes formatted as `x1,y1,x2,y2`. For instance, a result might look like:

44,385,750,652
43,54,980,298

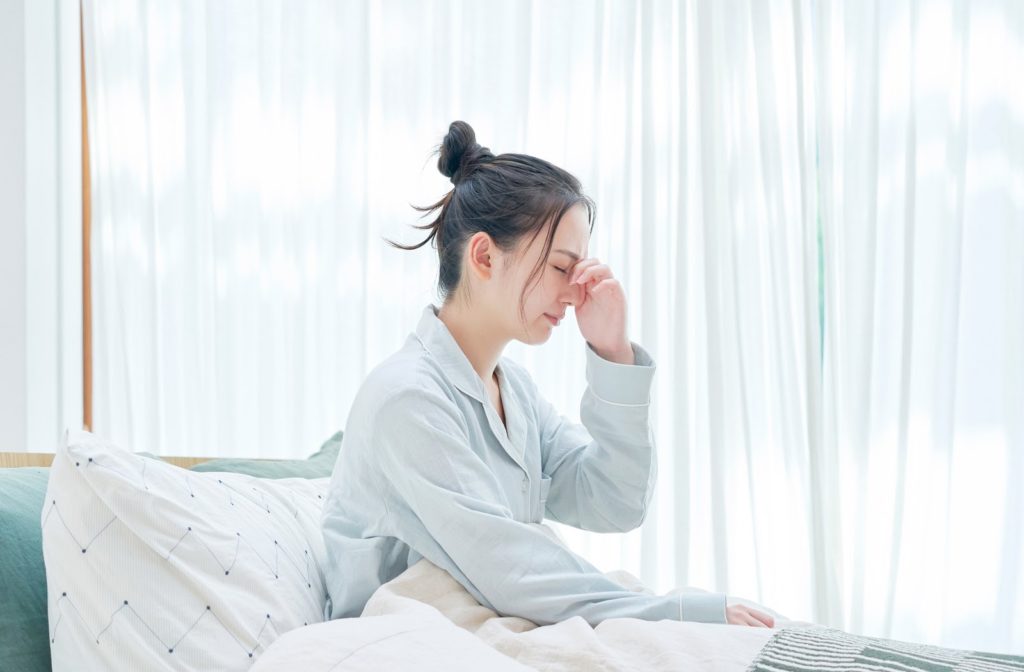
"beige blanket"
254,553,821,671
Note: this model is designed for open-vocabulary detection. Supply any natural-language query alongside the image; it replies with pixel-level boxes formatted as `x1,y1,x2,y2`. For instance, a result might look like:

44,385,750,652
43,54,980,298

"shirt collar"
414,303,526,470
413,303,489,404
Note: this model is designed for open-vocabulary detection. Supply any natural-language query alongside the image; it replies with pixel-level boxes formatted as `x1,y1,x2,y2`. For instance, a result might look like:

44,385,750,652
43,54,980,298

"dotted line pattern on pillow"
41,429,332,671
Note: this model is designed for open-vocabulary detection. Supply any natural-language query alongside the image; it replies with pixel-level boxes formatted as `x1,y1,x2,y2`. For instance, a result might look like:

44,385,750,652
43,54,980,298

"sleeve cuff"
584,341,657,405
678,591,728,624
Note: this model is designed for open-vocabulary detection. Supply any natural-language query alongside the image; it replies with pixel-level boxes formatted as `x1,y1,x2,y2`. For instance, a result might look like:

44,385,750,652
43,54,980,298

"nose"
561,281,584,307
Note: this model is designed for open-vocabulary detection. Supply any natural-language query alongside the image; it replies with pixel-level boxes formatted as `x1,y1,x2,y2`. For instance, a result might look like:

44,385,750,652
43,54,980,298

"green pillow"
0,430,342,672
0,467,52,672
189,429,343,479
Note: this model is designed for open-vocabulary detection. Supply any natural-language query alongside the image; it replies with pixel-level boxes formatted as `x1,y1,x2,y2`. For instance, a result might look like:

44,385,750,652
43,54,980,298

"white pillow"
42,428,331,671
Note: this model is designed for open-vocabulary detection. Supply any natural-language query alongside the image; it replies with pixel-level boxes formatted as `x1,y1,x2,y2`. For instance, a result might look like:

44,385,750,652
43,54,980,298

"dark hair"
385,121,595,323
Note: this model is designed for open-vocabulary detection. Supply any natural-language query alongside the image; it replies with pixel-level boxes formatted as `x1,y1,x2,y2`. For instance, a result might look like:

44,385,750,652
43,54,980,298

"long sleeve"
534,340,729,624
537,341,659,534
371,383,726,626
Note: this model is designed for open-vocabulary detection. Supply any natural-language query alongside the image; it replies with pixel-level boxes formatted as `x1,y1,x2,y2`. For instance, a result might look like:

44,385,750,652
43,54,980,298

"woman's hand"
726,604,776,628
568,258,633,364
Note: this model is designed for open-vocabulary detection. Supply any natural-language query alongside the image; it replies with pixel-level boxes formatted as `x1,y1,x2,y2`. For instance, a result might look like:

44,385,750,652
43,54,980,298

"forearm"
541,341,658,532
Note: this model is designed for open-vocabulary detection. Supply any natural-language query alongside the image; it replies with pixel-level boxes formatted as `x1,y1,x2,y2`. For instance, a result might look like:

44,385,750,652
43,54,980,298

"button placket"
482,377,527,475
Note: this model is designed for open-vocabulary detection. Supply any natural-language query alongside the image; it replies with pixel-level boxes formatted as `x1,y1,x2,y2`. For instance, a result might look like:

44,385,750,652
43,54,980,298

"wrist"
591,341,634,365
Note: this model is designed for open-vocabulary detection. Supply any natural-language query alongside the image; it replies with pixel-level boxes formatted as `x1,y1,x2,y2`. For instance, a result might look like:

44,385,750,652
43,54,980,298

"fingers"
571,263,611,288
739,611,766,627
572,281,587,307
727,605,774,628
575,278,622,310
567,257,598,282
589,277,621,296
750,609,775,628
568,258,604,285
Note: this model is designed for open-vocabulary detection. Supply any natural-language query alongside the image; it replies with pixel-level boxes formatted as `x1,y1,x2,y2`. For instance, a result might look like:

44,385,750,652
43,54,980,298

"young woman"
320,121,775,629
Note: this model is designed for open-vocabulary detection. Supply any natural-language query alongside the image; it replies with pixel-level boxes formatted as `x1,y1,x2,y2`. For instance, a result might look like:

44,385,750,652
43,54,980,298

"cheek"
514,267,562,321
527,275,560,309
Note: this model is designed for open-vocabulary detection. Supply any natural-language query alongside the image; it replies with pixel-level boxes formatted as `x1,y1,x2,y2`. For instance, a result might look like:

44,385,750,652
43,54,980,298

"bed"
3,430,1020,671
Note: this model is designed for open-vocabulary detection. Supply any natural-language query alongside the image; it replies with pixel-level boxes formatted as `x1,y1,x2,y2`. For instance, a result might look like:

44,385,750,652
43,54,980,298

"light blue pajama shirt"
320,303,728,626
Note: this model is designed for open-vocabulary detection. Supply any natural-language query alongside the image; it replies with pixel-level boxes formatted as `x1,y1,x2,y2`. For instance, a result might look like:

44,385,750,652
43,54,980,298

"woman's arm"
535,257,658,532
536,340,658,534
371,384,727,627
531,340,731,625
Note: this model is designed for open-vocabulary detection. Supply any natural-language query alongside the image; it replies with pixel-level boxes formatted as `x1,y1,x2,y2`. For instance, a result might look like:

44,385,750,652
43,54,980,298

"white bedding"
253,556,824,671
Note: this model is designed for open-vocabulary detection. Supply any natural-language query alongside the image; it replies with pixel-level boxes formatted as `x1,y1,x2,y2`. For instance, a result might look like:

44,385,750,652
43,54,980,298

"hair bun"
438,121,491,185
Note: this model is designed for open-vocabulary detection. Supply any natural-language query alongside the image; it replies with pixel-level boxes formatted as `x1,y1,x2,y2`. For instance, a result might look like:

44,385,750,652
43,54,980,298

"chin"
531,331,554,345
519,321,554,345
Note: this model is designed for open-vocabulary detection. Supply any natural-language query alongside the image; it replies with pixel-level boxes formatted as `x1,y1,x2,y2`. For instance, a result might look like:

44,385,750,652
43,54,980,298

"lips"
544,313,562,326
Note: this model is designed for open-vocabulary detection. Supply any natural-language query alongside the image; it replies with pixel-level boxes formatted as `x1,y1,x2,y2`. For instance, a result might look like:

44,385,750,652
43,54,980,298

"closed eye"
552,265,568,274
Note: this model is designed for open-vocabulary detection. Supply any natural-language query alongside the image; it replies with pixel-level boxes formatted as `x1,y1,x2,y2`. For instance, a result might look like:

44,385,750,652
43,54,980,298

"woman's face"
499,203,590,345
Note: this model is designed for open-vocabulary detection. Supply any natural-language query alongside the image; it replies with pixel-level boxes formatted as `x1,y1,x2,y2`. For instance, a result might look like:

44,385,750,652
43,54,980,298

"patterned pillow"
41,429,330,671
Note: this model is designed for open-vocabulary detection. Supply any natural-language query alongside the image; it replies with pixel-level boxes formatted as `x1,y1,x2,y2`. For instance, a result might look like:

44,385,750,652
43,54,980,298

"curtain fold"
83,0,1022,653
814,0,1023,652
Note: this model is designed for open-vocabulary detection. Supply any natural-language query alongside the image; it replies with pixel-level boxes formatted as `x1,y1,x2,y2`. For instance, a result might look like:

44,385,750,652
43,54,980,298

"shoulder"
340,343,472,469
347,337,464,429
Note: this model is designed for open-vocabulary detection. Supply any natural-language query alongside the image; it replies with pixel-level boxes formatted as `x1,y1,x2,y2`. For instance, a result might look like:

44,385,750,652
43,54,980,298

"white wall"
0,0,83,453
0,0,28,453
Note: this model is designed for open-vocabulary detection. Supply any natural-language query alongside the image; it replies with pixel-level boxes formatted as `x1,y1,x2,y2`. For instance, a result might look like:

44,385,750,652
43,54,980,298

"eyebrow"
553,249,581,261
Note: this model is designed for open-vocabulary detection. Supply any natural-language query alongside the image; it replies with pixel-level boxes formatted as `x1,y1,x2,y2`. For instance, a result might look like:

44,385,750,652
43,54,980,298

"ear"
466,231,497,281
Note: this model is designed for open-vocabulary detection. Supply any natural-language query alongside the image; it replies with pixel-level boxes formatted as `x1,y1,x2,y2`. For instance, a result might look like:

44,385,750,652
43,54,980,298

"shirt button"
521,476,528,492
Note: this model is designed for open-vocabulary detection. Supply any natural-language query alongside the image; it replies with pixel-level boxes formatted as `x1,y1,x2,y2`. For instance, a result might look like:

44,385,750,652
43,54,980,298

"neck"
436,299,509,385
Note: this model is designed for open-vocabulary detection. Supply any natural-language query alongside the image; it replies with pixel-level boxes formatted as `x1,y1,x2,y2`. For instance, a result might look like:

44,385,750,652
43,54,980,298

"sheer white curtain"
813,0,1024,652
482,0,823,633
83,0,1021,653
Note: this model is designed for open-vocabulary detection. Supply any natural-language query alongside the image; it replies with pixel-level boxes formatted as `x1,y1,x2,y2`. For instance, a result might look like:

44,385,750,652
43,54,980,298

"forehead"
548,203,590,258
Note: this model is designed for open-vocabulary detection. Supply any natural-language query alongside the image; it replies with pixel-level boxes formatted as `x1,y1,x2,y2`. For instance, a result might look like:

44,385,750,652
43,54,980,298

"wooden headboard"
0,452,223,469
